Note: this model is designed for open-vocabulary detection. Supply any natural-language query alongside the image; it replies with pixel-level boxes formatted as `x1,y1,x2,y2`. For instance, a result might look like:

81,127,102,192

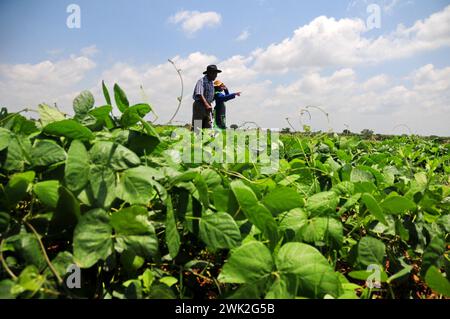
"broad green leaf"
140,120,160,140
31,139,66,167
89,141,140,170
111,206,158,259
0,280,15,299
37,103,65,127
350,167,374,183
193,174,209,208
425,266,450,297
102,80,112,105
278,208,308,233
89,105,112,119
355,236,386,269
114,83,129,112
73,90,95,114
49,251,75,278
332,181,355,196
201,169,222,189
387,265,413,283
414,172,428,189
117,166,157,205
230,180,279,248
0,128,11,151
88,165,117,208
7,232,46,271
65,140,90,192
437,215,450,234
348,270,388,282
212,186,230,212
126,130,160,156
139,268,154,293
169,170,200,186
120,250,145,275
297,217,343,248
354,181,377,195
0,212,10,233
2,135,32,171
228,277,271,299
361,193,387,225
3,113,39,135
265,275,297,299
218,242,273,284
165,195,180,259
74,112,97,127
89,105,114,128
275,242,342,298
14,265,46,295
338,194,361,215
44,119,94,141
73,209,113,268
110,206,149,235
1,171,35,208
148,284,176,299
122,279,142,299
262,186,303,216
199,212,241,251
421,236,446,276
120,104,151,127
381,195,416,214
51,186,80,233
33,180,59,208
160,276,178,287
305,191,339,217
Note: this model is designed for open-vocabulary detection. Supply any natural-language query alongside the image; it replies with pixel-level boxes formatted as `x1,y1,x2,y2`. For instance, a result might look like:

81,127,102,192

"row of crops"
0,84,449,299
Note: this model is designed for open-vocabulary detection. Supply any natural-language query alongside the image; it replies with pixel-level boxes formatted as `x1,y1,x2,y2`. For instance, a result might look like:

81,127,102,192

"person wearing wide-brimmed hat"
192,65,222,132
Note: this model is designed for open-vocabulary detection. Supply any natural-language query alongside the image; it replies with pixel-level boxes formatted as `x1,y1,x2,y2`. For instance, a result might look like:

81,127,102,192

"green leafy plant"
0,84,448,299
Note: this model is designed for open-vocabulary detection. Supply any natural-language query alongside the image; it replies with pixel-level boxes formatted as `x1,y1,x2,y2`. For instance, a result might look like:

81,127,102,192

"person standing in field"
213,80,241,129
192,65,221,132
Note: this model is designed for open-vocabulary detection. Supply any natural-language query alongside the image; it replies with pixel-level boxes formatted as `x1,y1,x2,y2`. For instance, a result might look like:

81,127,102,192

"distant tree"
230,124,238,130
343,129,351,135
281,127,291,134
361,129,374,139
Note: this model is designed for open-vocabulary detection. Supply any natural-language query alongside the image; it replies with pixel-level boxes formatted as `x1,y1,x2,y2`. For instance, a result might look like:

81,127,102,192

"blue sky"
1,0,448,64
1,0,450,135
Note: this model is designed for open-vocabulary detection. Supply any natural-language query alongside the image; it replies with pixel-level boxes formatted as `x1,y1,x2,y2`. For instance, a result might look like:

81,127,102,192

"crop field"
0,85,449,299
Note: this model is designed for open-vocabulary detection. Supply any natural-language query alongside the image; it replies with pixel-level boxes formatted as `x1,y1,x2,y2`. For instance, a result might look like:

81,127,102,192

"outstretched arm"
215,92,239,102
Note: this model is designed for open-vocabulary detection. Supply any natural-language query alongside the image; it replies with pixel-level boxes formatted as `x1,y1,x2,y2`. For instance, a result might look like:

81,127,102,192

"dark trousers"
192,100,212,132
214,102,226,129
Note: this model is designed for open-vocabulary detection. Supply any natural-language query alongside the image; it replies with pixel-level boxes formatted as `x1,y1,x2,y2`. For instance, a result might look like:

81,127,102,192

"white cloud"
1,6,449,136
236,30,250,41
249,65,450,135
1,50,449,135
0,55,95,111
80,45,99,57
97,56,450,135
98,52,218,121
251,5,450,72
169,10,222,36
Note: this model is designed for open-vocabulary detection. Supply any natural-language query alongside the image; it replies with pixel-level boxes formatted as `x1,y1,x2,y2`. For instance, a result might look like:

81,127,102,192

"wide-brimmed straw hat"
214,80,225,87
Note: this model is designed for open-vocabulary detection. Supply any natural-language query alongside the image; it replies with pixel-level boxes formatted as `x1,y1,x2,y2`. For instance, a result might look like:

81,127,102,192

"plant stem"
0,239,17,280
24,220,63,285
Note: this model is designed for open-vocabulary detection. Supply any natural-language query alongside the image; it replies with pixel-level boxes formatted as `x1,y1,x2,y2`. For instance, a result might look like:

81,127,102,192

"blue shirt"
193,76,214,104
215,89,237,103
